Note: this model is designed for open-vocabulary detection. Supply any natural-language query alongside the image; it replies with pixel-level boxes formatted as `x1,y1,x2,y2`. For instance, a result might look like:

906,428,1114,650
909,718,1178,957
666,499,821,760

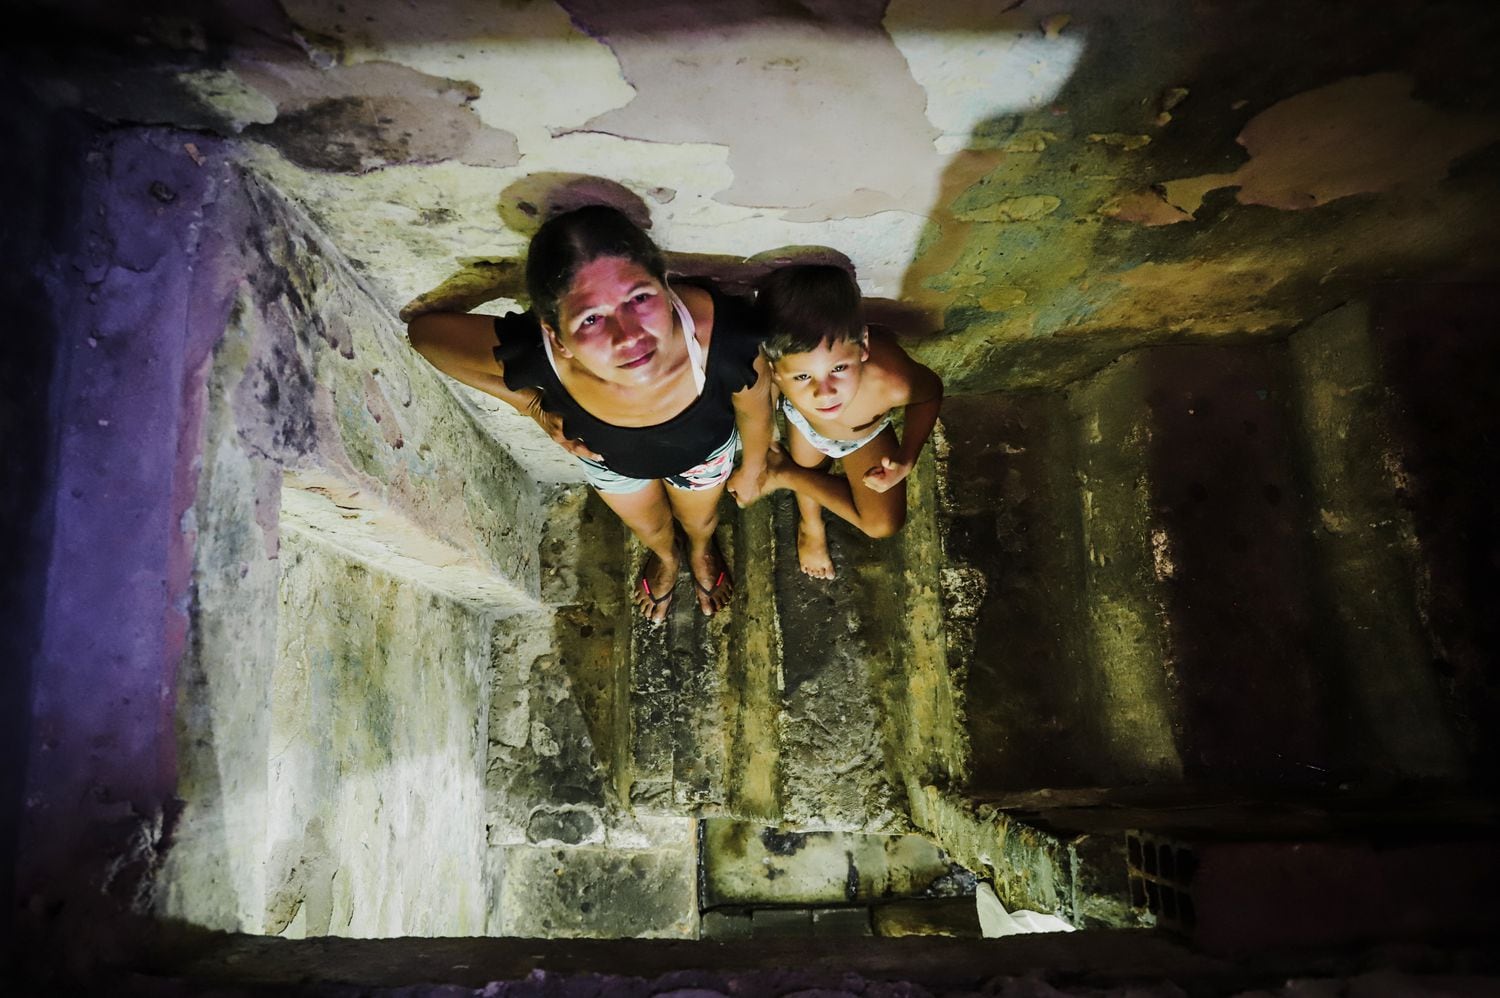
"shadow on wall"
894,4,1169,395
0,70,82,924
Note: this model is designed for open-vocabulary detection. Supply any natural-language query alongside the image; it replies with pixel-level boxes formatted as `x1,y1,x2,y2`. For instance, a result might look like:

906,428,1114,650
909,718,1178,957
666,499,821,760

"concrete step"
624,507,743,816
699,816,969,909
619,477,959,833
767,489,906,830
488,826,697,939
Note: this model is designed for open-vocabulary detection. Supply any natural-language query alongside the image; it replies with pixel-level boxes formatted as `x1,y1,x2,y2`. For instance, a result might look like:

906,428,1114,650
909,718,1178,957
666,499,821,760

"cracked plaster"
31,0,1497,406
23,2,1500,370
1148,73,1500,220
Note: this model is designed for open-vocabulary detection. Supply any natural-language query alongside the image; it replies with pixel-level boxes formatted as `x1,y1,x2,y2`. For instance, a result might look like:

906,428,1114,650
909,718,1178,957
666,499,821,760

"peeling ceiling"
16,0,1500,394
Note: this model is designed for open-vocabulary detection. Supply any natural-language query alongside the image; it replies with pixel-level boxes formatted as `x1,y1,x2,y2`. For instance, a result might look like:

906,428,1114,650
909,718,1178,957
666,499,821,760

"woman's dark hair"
756,264,864,361
525,205,667,330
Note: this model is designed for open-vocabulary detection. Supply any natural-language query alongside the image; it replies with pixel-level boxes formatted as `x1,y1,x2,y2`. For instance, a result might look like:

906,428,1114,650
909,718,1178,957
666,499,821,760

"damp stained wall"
8,0,1500,963
16,0,1499,468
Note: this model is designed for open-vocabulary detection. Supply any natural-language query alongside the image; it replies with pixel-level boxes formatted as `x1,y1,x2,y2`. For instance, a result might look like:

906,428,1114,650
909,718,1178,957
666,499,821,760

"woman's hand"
726,458,769,507
523,390,603,461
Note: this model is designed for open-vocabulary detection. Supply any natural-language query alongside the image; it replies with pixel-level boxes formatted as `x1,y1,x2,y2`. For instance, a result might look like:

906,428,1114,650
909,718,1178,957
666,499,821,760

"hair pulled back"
525,205,668,330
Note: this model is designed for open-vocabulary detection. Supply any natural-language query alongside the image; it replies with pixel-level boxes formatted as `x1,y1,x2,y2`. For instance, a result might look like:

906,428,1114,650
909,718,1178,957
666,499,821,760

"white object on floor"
975,882,1076,937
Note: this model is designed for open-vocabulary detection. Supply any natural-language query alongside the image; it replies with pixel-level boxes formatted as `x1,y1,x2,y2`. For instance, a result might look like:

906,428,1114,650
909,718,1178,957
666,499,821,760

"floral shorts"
578,429,740,495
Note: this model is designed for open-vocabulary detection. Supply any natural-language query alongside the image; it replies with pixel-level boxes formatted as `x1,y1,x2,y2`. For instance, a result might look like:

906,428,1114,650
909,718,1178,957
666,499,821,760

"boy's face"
770,332,870,419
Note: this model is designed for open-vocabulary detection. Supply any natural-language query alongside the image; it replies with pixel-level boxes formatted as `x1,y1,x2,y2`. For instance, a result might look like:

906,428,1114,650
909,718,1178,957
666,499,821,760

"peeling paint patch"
974,286,1029,310
1003,130,1059,153
173,69,277,131
954,194,1062,223
1101,190,1193,227
249,94,517,174
1087,133,1152,151
235,58,519,173
1161,73,1500,214
281,0,635,147
565,3,939,216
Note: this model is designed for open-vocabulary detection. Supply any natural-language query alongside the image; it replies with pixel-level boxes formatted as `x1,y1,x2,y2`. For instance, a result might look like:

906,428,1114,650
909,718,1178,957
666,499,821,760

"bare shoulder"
674,283,716,344
864,325,924,404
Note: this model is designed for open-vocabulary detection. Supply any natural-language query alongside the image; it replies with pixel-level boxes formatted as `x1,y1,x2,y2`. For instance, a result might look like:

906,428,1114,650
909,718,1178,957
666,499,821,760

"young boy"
745,264,943,579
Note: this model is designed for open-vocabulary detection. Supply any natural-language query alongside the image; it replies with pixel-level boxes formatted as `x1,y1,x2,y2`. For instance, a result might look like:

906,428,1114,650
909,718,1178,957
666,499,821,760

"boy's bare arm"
862,333,943,494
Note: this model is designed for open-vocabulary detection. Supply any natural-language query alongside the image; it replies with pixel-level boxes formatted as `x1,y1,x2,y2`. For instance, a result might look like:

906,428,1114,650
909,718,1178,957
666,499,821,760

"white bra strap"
540,321,562,377
671,288,707,394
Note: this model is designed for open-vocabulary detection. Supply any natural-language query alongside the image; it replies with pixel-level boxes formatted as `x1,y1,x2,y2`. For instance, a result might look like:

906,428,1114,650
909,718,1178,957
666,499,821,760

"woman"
408,205,772,621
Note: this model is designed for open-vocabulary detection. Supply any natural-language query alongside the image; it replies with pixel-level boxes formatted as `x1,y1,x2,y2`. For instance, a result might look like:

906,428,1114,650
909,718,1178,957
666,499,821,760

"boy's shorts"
781,399,892,460
578,429,740,495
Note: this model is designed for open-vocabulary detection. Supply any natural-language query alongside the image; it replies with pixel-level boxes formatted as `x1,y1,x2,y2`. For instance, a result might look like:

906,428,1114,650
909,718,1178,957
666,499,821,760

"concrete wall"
0,72,81,925
18,126,235,940
917,294,1495,924
155,141,557,937
15,123,569,940
262,530,494,937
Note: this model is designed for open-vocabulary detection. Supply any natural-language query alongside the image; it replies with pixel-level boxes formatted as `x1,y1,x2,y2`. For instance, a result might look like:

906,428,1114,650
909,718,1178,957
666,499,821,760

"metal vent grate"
1126,832,1197,931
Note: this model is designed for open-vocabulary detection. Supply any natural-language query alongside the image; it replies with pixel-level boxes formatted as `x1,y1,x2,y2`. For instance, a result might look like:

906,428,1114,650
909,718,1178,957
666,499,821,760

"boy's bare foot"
689,535,733,616
797,518,837,580
633,546,679,623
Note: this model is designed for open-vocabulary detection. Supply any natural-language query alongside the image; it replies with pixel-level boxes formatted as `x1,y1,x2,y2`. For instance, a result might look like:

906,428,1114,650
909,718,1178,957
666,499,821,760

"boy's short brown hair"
756,264,864,361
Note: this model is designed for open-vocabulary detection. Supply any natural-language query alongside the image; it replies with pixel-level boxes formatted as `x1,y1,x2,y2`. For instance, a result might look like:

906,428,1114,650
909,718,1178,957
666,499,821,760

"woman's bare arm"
727,351,774,504
407,311,601,459
408,312,527,403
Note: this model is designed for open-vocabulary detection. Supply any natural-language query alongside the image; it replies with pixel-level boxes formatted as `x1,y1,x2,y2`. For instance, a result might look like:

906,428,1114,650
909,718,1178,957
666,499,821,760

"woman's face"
549,256,676,386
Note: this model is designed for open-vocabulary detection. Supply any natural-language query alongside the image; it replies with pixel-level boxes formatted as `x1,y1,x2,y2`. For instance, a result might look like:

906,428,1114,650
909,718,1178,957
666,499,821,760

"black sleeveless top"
493,286,764,480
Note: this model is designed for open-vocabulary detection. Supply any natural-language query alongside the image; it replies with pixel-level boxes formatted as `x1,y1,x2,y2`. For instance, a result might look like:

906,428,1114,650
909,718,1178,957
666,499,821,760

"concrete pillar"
936,394,1104,794
1287,300,1463,778
1067,354,1185,783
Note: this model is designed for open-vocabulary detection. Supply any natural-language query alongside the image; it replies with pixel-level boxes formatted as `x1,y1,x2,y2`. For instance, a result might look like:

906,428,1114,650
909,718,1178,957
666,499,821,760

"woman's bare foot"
688,535,733,616
797,517,837,580
633,546,680,623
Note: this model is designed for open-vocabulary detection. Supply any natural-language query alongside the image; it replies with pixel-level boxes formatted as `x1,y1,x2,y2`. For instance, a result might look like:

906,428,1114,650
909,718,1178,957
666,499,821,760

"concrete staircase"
921,290,1500,934
940,296,1493,806
611,480,966,833
489,287,1500,940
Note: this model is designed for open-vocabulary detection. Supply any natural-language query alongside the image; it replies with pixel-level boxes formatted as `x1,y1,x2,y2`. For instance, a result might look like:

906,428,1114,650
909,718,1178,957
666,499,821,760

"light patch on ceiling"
568,19,940,217
499,130,933,298
279,0,635,152
886,0,1085,155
